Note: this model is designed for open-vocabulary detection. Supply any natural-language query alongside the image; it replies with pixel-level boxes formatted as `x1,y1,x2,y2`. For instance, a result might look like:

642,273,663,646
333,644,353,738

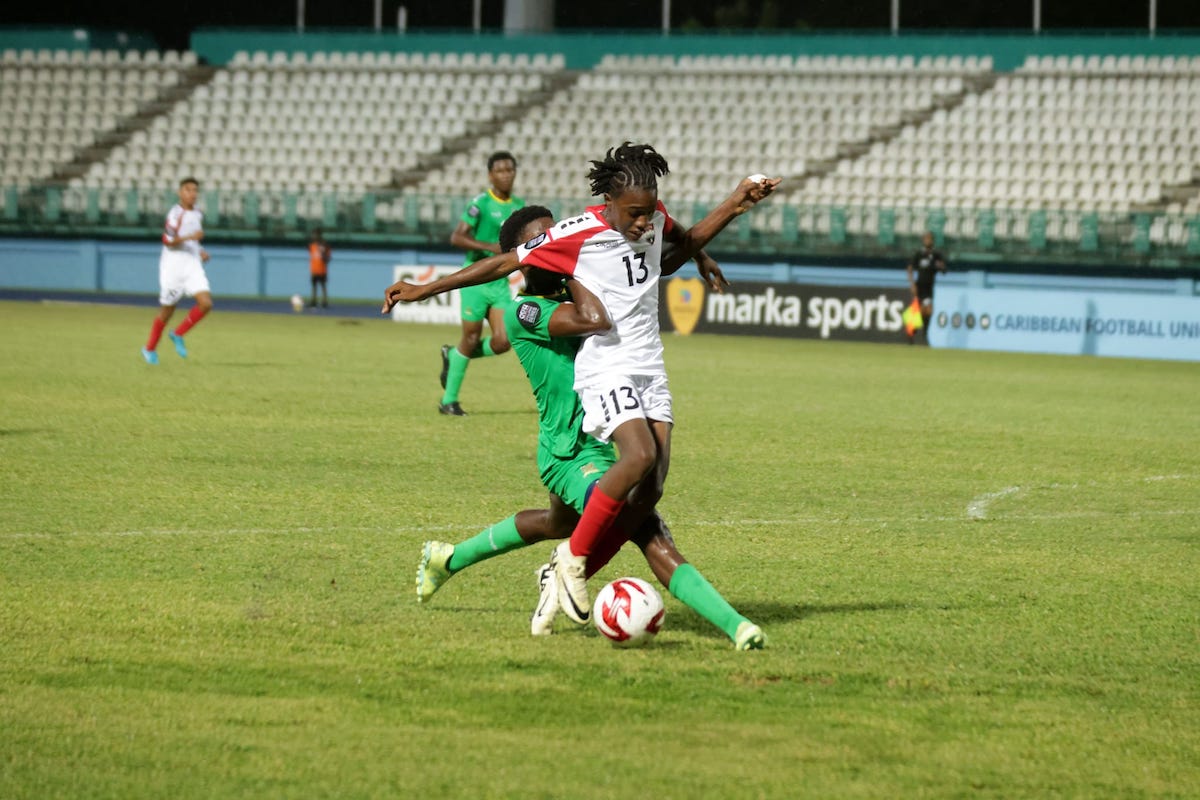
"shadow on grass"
0,428,51,437
668,599,912,637
447,408,538,418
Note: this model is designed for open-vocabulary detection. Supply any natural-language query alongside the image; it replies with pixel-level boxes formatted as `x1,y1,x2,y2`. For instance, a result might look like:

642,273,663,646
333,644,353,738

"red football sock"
145,318,166,350
173,305,208,336
585,526,629,578
568,487,624,558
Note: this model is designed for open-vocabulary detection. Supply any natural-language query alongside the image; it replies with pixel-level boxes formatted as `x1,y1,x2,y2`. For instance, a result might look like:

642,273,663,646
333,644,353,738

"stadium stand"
2,39,1198,264
71,49,564,229
0,49,192,188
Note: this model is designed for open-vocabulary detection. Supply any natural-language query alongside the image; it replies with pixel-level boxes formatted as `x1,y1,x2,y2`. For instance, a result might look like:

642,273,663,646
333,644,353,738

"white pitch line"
966,486,1022,521
965,474,1198,521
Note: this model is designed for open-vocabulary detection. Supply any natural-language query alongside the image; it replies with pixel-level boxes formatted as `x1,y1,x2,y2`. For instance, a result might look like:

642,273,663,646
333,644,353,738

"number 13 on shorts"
578,374,673,443
598,384,641,424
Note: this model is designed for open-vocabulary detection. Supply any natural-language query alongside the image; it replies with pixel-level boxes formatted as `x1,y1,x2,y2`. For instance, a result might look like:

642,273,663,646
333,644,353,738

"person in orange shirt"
308,228,331,308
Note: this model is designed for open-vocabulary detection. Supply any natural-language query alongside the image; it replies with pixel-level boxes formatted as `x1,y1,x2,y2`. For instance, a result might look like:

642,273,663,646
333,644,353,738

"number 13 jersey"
514,202,675,387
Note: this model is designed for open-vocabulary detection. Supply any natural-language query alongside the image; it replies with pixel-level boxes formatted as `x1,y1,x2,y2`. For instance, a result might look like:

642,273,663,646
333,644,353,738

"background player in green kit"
440,151,525,416
416,206,765,650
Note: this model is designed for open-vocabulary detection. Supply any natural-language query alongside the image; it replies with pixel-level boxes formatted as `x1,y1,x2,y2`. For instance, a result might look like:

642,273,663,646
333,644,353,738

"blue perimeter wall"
3,237,1198,360
0,237,932,300
4,236,1198,301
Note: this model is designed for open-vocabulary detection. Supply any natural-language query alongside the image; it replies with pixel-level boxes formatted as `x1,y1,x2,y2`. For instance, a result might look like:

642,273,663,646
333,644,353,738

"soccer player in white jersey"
382,142,780,622
141,177,214,365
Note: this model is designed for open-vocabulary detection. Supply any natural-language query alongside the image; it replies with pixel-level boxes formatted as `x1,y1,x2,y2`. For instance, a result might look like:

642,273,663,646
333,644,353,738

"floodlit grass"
1,299,1197,799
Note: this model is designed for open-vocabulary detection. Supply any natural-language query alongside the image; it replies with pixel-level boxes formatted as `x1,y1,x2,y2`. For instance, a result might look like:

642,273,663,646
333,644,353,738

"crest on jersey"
467,205,481,219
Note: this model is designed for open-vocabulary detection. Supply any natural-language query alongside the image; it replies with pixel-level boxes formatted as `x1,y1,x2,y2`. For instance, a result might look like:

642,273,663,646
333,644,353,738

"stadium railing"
3,184,1198,268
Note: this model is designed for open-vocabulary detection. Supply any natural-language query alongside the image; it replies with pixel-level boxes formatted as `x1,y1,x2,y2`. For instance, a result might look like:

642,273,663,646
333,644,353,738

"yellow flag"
903,299,924,336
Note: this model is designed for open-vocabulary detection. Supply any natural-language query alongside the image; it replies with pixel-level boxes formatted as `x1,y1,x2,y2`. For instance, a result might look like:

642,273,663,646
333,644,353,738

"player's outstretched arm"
661,175,781,273
547,278,613,337
382,251,520,313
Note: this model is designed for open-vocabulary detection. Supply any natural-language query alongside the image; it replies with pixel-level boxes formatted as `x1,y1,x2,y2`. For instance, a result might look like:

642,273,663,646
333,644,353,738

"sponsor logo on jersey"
467,205,481,219
524,232,548,250
517,300,542,329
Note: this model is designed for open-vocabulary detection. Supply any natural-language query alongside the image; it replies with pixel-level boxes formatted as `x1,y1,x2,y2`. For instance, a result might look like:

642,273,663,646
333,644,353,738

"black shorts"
311,274,327,286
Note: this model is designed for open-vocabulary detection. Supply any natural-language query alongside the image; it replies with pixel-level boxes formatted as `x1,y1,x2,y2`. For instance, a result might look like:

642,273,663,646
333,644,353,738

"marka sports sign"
659,278,911,343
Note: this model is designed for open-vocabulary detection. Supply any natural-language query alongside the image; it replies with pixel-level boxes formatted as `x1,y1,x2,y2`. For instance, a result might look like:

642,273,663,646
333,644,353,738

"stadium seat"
4,40,1192,252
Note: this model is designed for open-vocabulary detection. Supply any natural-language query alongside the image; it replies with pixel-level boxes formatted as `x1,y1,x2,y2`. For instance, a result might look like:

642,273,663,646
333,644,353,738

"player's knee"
489,335,511,355
197,297,214,313
460,330,481,351
620,444,657,483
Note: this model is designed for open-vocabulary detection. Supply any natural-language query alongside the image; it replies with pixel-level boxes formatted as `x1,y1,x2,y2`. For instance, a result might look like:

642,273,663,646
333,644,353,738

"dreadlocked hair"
586,142,670,198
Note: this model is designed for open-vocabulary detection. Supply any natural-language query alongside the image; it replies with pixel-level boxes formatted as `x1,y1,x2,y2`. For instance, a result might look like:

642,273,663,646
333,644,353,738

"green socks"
441,347,470,405
471,337,498,358
668,563,748,643
441,338,499,404
446,515,527,573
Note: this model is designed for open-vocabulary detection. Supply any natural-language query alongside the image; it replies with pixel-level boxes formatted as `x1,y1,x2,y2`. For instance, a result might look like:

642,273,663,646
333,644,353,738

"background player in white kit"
382,142,780,623
141,177,214,364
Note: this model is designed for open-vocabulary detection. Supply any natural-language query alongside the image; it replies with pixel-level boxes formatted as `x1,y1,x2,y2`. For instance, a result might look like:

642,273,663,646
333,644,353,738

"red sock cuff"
173,305,208,337
584,525,628,578
145,318,166,350
569,487,625,558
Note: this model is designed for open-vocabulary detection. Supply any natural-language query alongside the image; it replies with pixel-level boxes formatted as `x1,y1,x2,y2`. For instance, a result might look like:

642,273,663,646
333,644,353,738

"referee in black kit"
906,230,947,344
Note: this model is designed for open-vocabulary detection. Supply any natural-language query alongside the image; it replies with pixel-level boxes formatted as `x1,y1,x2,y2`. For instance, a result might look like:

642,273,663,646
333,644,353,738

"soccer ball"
592,577,665,647
290,294,304,312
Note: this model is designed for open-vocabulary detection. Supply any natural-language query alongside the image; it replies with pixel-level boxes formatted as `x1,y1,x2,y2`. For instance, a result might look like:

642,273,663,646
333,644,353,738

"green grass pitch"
1,299,1197,798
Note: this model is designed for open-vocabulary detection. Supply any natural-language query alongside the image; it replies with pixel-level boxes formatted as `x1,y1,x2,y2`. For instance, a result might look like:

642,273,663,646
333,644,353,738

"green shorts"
539,439,616,513
459,277,514,323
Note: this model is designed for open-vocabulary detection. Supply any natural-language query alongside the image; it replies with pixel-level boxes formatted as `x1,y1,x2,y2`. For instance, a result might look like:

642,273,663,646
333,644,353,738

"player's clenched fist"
732,174,782,214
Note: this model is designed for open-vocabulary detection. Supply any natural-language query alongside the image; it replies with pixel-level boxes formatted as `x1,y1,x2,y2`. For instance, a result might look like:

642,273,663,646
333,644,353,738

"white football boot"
552,540,590,624
530,561,559,636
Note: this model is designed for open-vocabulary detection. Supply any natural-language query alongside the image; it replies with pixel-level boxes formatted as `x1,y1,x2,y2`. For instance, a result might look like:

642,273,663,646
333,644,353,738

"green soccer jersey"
505,294,592,460
460,190,525,266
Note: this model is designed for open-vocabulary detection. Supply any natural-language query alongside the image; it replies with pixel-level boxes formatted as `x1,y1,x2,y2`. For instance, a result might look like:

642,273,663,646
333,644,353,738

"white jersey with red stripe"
515,201,675,385
161,203,203,259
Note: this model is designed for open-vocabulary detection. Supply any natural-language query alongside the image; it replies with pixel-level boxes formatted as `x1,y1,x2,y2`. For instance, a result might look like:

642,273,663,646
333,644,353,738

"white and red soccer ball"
592,577,665,647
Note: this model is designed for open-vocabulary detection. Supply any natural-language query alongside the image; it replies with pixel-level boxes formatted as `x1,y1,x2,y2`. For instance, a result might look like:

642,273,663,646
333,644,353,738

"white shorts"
159,251,210,306
578,373,673,443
